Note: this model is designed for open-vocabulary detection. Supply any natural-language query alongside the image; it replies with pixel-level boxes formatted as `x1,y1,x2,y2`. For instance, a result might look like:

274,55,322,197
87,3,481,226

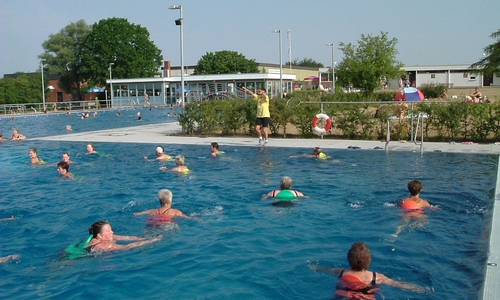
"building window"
463,73,468,78
469,75,476,80
431,74,435,79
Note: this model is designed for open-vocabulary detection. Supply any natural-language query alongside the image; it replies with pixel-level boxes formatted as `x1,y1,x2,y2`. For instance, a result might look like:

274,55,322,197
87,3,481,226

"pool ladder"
385,113,424,154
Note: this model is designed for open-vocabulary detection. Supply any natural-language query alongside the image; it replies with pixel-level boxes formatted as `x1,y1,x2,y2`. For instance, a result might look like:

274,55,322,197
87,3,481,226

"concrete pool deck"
33,122,500,299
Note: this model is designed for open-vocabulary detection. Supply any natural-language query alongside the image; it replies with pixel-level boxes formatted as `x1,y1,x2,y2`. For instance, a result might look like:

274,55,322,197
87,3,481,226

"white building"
397,65,497,88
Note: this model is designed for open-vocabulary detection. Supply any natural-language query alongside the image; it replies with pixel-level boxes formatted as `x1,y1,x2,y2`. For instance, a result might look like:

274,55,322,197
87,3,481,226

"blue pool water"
0,113,497,299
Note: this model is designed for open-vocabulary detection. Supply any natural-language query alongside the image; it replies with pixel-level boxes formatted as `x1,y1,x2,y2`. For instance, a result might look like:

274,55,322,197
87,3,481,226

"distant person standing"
242,87,270,146
144,92,150,107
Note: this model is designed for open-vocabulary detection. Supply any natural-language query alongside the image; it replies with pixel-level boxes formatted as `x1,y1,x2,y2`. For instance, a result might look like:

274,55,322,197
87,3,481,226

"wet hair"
313,147,323,155
211,142,219,150
62,152,70,158
407,180,423,196
0,133,3,138
175,155,185,166
280,176,293,190
89,220,110,237
87,143,95,151
158,189,173,206
13,128,19,132
347,242,372,271
30,148,38,155
57,161,69,171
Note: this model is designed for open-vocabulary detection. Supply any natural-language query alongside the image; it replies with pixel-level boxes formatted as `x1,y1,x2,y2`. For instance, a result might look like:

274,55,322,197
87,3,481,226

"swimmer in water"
394,180,433,237
290,147,328,159
86,143,98,154
310,242,428,298
160,155,189,173
66,125,72,131
0,254,20,263
62,152,74,164
85,220,161,252
211,142,225,157
57,161,74,178
11,128,26,140
0,133,4,142
29,148,44,164
134,189,191,219
144,146,172,161
263,176,306,200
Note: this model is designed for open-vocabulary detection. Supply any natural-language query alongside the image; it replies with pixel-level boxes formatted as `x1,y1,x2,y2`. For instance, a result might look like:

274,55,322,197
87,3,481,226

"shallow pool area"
0,126,498,299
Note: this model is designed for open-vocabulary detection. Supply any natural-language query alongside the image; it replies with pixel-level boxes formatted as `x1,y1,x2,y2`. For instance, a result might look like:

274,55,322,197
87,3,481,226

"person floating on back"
310,242,429,298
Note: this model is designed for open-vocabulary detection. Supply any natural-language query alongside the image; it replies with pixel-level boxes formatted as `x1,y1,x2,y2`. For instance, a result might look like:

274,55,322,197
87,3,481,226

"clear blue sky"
1,0,498,76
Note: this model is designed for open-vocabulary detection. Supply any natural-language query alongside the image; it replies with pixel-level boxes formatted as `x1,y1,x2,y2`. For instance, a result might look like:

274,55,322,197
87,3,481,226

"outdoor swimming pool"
0,112,498,299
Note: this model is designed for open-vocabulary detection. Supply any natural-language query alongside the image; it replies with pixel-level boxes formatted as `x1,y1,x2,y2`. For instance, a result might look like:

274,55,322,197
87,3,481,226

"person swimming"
29,148,44,164
85,220,161,252
290,147,328,159
86,143,98,154
263,176,306,200
310,242,428,298
57,161,73,178
134,189,192,225
211,142,225,157
160,155,190,173
144,146,172,161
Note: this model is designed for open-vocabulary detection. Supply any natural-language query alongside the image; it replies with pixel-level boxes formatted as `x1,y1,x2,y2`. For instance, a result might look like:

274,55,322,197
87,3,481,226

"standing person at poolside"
263,176,306,200
86,143,98,154
85,220,161,252
11,128,26,140
242,86,270,146
62,152,74,164
57,161,74,178
211,142,225,157
29,148,44,164
310,242,428,298
144,146,172,161
134,189,191,219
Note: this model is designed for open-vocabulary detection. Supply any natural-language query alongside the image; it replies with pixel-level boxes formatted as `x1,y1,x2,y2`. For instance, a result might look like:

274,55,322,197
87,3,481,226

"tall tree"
80,18,162,88
336,32,403,94
470,29,500,75
194,50,258,75
285,58,324,68
40,20,91,101
0,73,45,105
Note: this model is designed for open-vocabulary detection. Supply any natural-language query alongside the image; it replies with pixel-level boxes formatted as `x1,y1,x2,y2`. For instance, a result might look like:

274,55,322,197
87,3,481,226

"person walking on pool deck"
310,242,428,298
263,176,306,200
242,86,270,146
85,220,161,252
134,189,191,219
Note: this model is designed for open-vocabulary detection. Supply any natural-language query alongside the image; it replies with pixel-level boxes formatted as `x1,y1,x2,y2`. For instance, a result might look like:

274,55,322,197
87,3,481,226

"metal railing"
0,100,112,115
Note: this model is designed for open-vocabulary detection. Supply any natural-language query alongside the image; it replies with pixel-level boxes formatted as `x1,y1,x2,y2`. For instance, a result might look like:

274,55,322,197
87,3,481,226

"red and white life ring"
312,113,332,133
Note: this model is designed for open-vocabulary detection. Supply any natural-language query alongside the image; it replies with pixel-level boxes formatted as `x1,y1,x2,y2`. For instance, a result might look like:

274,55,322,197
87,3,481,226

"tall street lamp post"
109,63,114,108
273,30,283,98
40,59,46,111
169,5,184,108
327,43,335,93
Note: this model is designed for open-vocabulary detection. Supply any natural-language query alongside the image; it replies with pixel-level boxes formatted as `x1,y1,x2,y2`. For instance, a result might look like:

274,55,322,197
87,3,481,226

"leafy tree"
285,58,324,68
40,20,92,101
470,29,500,75
336,32,403,95
0,73,45,105
80,18,162,88
194,50,258,75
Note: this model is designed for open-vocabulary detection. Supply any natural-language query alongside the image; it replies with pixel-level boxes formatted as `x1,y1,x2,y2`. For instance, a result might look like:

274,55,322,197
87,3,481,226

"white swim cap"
156,146,164,154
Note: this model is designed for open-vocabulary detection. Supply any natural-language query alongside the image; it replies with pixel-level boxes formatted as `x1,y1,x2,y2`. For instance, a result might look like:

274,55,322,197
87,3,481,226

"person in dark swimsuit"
134,189,191,219
262,176,307,200
11,128,26,140
85,220,161,252
309,242,428,298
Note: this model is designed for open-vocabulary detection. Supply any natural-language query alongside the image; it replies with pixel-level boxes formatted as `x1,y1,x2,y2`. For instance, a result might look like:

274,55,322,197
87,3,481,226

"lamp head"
273,30,280,33
169,5,181,10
